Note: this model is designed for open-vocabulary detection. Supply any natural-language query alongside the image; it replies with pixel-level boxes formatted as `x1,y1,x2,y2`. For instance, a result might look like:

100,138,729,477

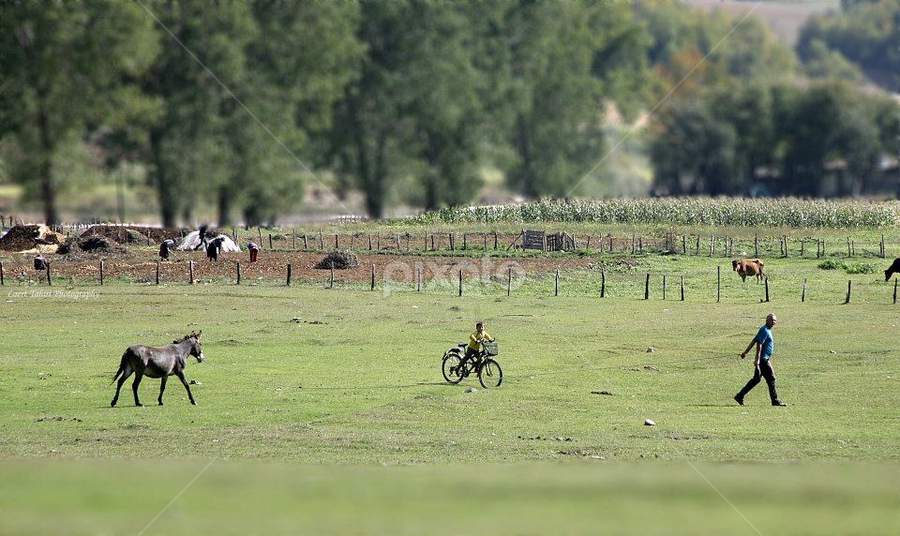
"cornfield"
409,198,900,228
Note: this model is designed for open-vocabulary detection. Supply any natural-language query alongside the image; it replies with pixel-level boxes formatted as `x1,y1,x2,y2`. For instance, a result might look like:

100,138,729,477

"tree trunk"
150,128,177,228
217,188,232,227
36,90,58,225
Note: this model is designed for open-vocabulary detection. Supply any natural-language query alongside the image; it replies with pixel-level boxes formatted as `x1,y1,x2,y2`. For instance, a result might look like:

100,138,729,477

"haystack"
178,231,241,252
81,225,150,244
0,225,64,252
314,250,360,270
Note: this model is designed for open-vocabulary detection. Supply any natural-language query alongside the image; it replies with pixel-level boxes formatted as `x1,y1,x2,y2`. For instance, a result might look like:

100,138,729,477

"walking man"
735,313,786,406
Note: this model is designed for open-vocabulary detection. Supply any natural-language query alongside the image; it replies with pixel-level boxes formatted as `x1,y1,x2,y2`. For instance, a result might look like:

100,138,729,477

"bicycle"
441,340,503,389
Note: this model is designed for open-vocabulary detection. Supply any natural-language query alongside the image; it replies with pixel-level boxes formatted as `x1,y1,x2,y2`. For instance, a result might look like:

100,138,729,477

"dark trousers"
737,359,779,403
461,347,478,366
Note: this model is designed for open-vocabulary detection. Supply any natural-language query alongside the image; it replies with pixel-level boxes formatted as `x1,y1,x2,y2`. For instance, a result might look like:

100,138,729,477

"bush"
844,262,877,275
818,259,844,270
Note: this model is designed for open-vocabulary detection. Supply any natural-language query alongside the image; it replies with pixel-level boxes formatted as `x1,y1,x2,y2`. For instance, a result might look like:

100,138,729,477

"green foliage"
844,261,877,274
0,0,158,223
652,80,900,197
818,259,878,274
797,0,900,91
409,197,900,228
818,259,844,270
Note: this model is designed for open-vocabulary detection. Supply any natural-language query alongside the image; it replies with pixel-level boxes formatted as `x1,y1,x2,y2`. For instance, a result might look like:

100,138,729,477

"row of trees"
1,0,897,225
652,80,900,197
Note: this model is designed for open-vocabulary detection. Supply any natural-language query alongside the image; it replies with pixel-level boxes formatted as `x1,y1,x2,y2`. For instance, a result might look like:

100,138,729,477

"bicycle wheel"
442,352,464,384
478,359,503,389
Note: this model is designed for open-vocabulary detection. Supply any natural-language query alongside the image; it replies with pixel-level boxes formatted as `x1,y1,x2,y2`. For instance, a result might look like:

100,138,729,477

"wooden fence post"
449,233,454,251
894,279,897,305
458,269,462,297
716,266,720,303
286,263,292,286
268,233,273,250
292,232,296,250
644,273,650,300
330,263,334,289
233,227,237,242
319,232,324,250
99,260,104,286
663,275,667,300
155,261,160,285
371,264,375,291
189,260,194,284
147,229,151,246
46,263,51,286
764,277,770,302
236,261,241,285
801,278,806,303
845,280,851,304
507,268,512,297
416,267,421,292
0,261,4,286
462,233,467,250
800,240,804,257
639,237,643,254
494,231,498,250
600,269,605,298
695,235,700,255
303,235,308,250
847,237,852,258
680,275,685,301
881,234,886,258
682,235,686,255
431,235,435,251
555,270,559,297
754,234,759,257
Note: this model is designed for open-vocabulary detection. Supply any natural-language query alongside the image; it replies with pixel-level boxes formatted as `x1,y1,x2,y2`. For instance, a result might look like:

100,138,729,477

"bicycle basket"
482,341,499,356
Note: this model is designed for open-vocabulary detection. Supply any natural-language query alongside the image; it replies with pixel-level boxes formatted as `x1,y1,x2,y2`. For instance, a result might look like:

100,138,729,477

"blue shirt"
753,325,773,360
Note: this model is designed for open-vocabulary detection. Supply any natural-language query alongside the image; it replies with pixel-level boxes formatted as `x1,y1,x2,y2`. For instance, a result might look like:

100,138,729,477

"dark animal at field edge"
111,331,204,407
885,258,900,281
732,258,765,283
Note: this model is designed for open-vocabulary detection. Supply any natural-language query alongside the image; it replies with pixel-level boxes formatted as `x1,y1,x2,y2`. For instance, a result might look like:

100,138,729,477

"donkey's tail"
110,351,128,385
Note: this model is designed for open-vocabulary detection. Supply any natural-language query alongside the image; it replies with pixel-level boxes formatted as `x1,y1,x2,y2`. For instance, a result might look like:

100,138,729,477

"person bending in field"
735,313,786,406
460,321,493,369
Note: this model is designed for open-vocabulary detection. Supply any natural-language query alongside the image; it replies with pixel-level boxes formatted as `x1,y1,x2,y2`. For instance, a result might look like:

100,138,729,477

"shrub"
844,262,877,275
818,259,844,270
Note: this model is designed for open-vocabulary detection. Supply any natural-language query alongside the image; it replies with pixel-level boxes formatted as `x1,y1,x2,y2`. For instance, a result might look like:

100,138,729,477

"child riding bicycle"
461,321,493,368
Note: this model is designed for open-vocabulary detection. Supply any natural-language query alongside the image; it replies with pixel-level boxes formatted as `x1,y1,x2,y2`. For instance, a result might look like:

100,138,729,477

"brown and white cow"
732,258,765,283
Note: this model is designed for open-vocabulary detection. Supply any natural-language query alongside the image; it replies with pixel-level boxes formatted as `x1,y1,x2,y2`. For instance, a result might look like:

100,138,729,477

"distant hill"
685,0,839,46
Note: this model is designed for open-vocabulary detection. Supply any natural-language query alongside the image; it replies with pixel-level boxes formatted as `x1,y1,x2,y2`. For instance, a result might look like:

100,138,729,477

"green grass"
1,254,899,534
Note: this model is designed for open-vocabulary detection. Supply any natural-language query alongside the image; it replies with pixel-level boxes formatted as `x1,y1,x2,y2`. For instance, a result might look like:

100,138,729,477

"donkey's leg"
132,372,144,407
157,376,168,406
175,371,196,405
111,366,133,407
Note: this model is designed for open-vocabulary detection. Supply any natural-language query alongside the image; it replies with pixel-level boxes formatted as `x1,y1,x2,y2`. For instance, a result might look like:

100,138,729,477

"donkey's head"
175,330,204,362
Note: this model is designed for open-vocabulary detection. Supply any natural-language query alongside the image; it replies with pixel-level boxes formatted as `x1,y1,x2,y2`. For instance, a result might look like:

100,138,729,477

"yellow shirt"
468,330,492,351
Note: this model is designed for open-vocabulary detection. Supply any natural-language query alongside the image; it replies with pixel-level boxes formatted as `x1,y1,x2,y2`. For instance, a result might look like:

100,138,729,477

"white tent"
178,231,241,252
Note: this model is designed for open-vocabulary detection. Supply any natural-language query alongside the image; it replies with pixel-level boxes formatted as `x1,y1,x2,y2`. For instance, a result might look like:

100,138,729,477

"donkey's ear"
197,330,202,339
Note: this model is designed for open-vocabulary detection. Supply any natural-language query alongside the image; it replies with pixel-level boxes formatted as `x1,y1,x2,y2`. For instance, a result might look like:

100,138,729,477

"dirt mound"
314,250,360,270
0,225,63,251
80,225,182,244
58,235,127,255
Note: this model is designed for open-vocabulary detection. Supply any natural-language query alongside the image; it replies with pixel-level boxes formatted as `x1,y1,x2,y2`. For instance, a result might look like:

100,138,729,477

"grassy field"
1,248,899,535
